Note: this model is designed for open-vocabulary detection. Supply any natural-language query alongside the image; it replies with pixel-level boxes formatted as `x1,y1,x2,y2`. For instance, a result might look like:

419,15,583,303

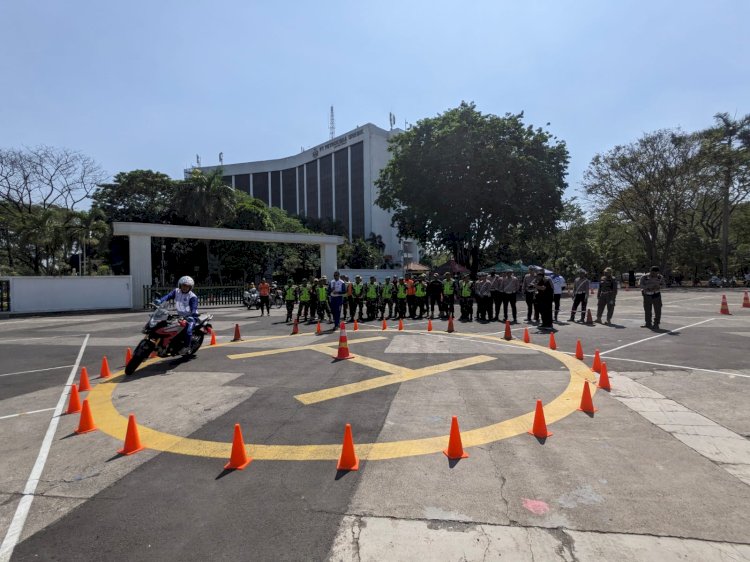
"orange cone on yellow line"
443,416,469,460
743,291,750,308
99,356,111,379
316,321,322,334
427,319,433,332
398,319,404,331
77,367,91,392
65,385,82,415
118,414,145,455
382,319,387,331
591,349,602,373
210,330,217,346
333,322,354,360
578,381,598,414
353,319,359,332
523,327,530,344
292,318,299,335
447,315,455,333
504,320,512,341
125,347,132,365
336,423,359,471
549,333,557,350
597,362,611,391
224,424,252,470
575,340,584,360
528,399,552,439
75,399,98,434
232,323,242,341
720,295,731,315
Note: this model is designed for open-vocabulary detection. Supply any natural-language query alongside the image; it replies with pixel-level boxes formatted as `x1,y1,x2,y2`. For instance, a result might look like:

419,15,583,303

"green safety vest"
353,283,364,296
461,282,472,297
366,283,378,299
415,283,426,297
285,286,296,301
443,280,454,295
317,286,328,300
381,283,393,299
397,285,407,299
299,285,310,302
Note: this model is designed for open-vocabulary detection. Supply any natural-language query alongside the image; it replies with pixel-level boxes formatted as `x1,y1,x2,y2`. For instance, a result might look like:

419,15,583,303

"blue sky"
1,0,748,203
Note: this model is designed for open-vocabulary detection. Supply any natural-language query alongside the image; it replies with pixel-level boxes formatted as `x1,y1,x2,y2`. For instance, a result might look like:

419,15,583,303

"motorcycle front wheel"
125,340,155,376
191,332,205,354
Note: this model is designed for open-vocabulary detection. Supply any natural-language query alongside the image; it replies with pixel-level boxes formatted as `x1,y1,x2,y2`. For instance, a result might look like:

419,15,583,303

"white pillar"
320,243,338,278
128,234,152,309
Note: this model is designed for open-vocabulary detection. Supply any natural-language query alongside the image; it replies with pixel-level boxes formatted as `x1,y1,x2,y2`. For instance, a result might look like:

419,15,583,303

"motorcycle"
243,288,260,310
125,302,213,376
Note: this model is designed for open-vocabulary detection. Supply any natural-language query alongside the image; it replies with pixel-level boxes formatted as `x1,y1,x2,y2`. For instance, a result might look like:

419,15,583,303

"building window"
253,172,269,204
350,141,365,238
271,171,281,208
282,168,296,214
297,166,305,216
234,174,250,193
334,148,349,237
319,154,333,220
305,161,318,217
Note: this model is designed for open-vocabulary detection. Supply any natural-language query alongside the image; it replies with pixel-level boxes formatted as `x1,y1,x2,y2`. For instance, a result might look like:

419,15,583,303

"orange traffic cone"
447,315,455,333
125,347,133,365
224,424,252,470
210,330,217,346
353,319,359,331
528,400,552,438
591,349,602,373
578,381,598,414
336,423,359,471
398,319,404,331
549,333,557,350
585,309,593,325
382,319,387,330
523,327,530,343
316,321,322,334
117,414,145,455
504,320,512,341
575,340,584,360
292,318,299,335
75,399,97,434
333,323,354,360
720,295,731,315
232,323,242,341
743,291,750,309
77,367,91,392
65,385,82,415
597,362,611,391
427,319,433,332
443,416,469,459
99,356,111,379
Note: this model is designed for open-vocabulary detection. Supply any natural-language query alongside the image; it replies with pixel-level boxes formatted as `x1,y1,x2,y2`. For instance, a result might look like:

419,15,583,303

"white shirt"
551,275,566,295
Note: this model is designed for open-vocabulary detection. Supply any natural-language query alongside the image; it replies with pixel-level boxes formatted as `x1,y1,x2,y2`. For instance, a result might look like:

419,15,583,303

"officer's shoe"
595,318,603,324
640,323,652,328
653,323,659,330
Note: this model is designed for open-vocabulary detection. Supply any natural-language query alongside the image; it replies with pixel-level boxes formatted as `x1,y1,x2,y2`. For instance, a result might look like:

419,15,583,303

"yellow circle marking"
87,331,598,461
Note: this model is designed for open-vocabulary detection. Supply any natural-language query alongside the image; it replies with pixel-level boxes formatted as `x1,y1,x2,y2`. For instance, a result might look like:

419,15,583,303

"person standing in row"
284,278,297,323
501,269,519,323
569,269,589,322
427,272,443,319
442,273,456,319
297,278,312,322
640,266,665,330
550,269,566,322
308,278,319,322
405,273,417,319
350,275,365,322
316,277,331,323
522,266,538,323
341,274,351,321
365,275,380,321
535,269,555,330
258,277,271,316
396,277,408,319
596,267,618,325
415,274,428,318
490,271,503,321
329,271,346,329
379,277,394,320
459,273,474,321
476,272,493,322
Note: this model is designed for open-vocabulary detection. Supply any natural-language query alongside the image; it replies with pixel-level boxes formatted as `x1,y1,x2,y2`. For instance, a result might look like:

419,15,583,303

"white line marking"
600,319,715,356
0,408,56,421
0,334,89,562
596,356,750,379
0,365,75,378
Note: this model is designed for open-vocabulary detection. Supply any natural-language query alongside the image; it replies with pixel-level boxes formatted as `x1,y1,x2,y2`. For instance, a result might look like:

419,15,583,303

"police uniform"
365,278,380,321
569,272,590,322
351,277,365,321
501,271,519,323
596,270,618,324
442,275,456,319
640,268,665,329
459,275,474,321
427,274,443,319
535,272,555,330
415,276,428,318
476,273,493,321
297,280,312,321
379,279,394,320
395,280,408,319
284,281,298,322
522,269,538,322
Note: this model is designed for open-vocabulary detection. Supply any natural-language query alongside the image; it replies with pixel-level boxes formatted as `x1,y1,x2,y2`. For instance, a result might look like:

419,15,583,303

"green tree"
92,170,178,224
376,102,568,275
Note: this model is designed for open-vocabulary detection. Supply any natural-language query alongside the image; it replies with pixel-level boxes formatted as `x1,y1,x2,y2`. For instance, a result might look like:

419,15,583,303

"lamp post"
160,244,166,287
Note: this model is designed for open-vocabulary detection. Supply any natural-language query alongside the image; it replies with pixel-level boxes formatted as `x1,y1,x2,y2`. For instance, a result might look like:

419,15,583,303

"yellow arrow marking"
295,355,497,404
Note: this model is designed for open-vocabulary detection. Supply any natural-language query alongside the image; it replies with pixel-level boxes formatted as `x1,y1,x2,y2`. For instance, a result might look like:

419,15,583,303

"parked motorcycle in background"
125,301,213,376
243,287,260,310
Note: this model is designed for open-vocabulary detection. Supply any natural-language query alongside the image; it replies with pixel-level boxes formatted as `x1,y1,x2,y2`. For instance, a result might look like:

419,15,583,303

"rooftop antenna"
219,152,224,165
196,154,201,167
329,106,335,139
389,112,396,130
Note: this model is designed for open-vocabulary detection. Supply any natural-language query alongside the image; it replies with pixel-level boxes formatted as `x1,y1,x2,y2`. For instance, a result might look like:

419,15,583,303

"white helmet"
178,275,194,289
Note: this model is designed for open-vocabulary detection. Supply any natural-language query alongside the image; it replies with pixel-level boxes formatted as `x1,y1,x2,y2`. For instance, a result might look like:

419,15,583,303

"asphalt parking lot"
1,288,749,561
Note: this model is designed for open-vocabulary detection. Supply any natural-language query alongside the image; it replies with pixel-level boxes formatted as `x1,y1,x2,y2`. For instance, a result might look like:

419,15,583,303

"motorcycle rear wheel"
125,340,155,376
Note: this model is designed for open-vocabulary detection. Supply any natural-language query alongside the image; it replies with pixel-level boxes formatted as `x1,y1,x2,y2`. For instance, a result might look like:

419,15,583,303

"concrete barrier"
1,276,132,314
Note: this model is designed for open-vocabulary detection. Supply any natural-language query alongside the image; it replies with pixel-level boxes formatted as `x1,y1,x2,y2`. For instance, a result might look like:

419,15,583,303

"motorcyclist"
156,275,199,355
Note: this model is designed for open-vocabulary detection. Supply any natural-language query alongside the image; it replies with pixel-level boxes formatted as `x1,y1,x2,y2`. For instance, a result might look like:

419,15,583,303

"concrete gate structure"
112,222,345,309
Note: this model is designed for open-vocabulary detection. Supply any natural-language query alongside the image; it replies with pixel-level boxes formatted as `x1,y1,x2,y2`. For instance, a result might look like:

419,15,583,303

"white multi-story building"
195,123,417,265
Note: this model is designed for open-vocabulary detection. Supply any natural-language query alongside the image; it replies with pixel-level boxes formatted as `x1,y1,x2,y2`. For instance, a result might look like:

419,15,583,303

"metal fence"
143,285,244,309
0,279,10,312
